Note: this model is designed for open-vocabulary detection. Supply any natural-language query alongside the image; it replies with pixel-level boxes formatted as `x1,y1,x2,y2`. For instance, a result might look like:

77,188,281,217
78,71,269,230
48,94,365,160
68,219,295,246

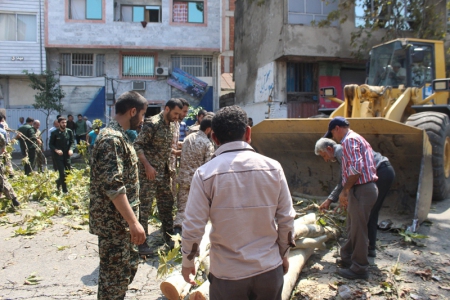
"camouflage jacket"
89,120,140,237
170,121,180,171
134,112,174,173
177,130,215,186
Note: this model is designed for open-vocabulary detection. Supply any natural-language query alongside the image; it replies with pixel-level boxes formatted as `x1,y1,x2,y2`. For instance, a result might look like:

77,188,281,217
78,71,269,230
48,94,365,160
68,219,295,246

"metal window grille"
60,54,72,75
171,55,213,77
60,53,95,76
72,53,94,76
122,55,155,77
286,63,318,93
96,54,105,76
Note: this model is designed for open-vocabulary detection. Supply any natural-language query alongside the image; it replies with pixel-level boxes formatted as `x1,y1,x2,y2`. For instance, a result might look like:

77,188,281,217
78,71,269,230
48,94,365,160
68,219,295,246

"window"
288,0,338,25
0,13,37,42
69,0,102,20
287,63,318,93
60,53,105,76
355,0,412,29
122,55,155,77
121,5,161,23
172,55,213,77
173,1,204,23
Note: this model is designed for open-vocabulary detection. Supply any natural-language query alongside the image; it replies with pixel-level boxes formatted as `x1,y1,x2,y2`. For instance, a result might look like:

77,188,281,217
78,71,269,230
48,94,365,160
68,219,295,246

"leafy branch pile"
0,166,91,236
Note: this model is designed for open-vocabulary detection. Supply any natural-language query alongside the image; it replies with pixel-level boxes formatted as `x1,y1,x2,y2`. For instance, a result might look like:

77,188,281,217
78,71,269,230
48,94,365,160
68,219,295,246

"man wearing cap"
324,117,378,280
314,137,395,258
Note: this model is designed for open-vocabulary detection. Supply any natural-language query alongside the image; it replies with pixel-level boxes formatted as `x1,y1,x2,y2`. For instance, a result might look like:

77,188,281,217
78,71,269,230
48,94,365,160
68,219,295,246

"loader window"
410,45,433,87
368,41,407,87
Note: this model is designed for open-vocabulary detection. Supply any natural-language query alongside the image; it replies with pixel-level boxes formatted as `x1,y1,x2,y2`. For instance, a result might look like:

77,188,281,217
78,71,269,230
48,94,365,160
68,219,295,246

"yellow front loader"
252,39,450,230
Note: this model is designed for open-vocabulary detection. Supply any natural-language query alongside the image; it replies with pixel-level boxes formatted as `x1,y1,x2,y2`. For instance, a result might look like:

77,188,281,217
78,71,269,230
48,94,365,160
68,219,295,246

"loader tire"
406,112,450,201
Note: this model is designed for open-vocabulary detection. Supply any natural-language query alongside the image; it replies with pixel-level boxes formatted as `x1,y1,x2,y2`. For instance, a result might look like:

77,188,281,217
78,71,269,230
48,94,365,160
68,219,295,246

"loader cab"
367,40,435,89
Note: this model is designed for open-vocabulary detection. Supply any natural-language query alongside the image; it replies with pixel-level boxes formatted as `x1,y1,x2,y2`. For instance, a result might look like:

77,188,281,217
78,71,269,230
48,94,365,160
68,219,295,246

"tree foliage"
24,70,65,116
315,0,447,58
24,70,65,148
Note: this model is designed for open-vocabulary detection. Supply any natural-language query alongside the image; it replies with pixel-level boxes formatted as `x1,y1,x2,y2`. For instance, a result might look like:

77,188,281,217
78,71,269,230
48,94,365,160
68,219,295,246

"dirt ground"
292,199,450,300
1,187,449,299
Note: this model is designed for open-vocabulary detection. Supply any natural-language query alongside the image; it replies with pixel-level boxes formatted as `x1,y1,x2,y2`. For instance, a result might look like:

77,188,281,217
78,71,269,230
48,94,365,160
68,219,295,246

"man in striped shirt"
324,117,378,280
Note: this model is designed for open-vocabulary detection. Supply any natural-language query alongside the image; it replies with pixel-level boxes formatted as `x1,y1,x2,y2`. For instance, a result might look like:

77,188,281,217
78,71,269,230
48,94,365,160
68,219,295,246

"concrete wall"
45,0,221,51
0,0,45,75
234,0,287,122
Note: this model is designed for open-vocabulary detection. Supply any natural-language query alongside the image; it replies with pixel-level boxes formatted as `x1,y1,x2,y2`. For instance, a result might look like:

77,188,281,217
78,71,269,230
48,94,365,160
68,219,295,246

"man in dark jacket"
17,117,37,175
49,117,76,193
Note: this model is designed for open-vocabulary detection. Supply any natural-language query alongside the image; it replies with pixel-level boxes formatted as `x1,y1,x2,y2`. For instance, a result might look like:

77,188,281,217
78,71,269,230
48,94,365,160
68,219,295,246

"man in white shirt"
181,106,296,299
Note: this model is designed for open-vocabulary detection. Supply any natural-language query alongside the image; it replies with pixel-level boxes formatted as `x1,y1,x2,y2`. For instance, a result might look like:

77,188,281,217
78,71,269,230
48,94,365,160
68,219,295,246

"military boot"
138,242,153,256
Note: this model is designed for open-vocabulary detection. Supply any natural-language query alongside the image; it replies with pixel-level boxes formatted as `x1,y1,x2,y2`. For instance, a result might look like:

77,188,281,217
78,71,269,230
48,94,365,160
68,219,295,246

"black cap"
324,117,349,138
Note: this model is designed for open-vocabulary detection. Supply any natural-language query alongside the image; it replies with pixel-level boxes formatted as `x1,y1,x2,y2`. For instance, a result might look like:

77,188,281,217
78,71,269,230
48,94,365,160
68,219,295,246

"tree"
315,0,447,58
23,70,65,148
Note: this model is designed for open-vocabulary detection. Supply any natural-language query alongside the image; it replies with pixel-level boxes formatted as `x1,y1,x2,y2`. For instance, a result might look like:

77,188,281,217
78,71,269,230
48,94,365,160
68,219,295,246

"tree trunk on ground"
160,223,212,300
189,280,210,300
281,248,315,300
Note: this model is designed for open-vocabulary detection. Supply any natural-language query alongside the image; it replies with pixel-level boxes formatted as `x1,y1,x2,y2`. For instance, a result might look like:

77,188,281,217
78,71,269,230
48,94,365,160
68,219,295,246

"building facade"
45,0,222,121
0,0,46,110
234,0,448,125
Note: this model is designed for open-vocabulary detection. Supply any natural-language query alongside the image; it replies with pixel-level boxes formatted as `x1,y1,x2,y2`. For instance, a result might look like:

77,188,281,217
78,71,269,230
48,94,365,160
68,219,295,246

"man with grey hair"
314,137,395,258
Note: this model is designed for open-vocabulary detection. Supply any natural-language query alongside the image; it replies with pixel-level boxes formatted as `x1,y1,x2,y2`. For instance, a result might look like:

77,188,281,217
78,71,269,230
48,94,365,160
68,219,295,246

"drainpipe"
39,0,43,74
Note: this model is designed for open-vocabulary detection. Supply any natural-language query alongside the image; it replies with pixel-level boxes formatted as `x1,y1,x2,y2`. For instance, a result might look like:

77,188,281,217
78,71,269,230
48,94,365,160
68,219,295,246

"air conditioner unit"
155,67,169,76
132,81,146,90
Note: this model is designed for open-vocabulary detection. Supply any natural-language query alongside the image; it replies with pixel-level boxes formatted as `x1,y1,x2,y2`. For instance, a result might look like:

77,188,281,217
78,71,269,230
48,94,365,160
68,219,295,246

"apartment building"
45,0,222,121
0,0,45,109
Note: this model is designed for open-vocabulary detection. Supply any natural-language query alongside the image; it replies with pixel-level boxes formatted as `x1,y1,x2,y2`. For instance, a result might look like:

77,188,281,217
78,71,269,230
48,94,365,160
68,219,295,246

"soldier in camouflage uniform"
0,133,20,207
174,114,214,234
89,91,147,300
32,120,46,172
170,98,190,196
134,98,183,253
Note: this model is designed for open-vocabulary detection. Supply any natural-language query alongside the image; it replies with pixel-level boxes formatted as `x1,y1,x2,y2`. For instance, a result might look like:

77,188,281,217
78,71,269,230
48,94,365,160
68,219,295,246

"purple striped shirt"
341,130,378,186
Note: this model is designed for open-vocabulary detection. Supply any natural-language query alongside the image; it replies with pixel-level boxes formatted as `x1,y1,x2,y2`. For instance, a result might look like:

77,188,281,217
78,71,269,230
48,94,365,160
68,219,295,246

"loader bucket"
251,118,432,227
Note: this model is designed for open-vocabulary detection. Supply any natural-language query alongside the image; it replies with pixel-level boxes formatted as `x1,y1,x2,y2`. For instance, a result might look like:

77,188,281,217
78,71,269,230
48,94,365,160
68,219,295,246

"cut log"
281,248,314,300
189,280,210,300
292,235,328,250
160,223,212,300
295,213,316,225
294,222,339,239
160,274,188,300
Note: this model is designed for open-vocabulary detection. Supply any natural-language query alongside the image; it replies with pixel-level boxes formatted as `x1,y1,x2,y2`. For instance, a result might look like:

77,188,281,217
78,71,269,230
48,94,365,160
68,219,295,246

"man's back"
177,130,214,186
184,141,294,280
18,124,36,149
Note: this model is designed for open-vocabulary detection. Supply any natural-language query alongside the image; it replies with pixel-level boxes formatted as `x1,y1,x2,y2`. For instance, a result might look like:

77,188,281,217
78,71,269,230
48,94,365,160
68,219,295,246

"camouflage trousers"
170,169,178,198
139,170,174,242
3,155,14,175
97,231,139,300
174,185,190,228
0,172,17,200
35,147,46,172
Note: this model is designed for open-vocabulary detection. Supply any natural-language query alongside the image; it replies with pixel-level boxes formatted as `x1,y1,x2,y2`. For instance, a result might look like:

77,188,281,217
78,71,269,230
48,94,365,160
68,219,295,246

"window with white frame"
121,5,161,22
0,13,37,42
288,0,338,25
172,55,213,77
173,1,204,23
122,55,155,77
69,0,102,20
355,0,412,29
60,53,105,76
